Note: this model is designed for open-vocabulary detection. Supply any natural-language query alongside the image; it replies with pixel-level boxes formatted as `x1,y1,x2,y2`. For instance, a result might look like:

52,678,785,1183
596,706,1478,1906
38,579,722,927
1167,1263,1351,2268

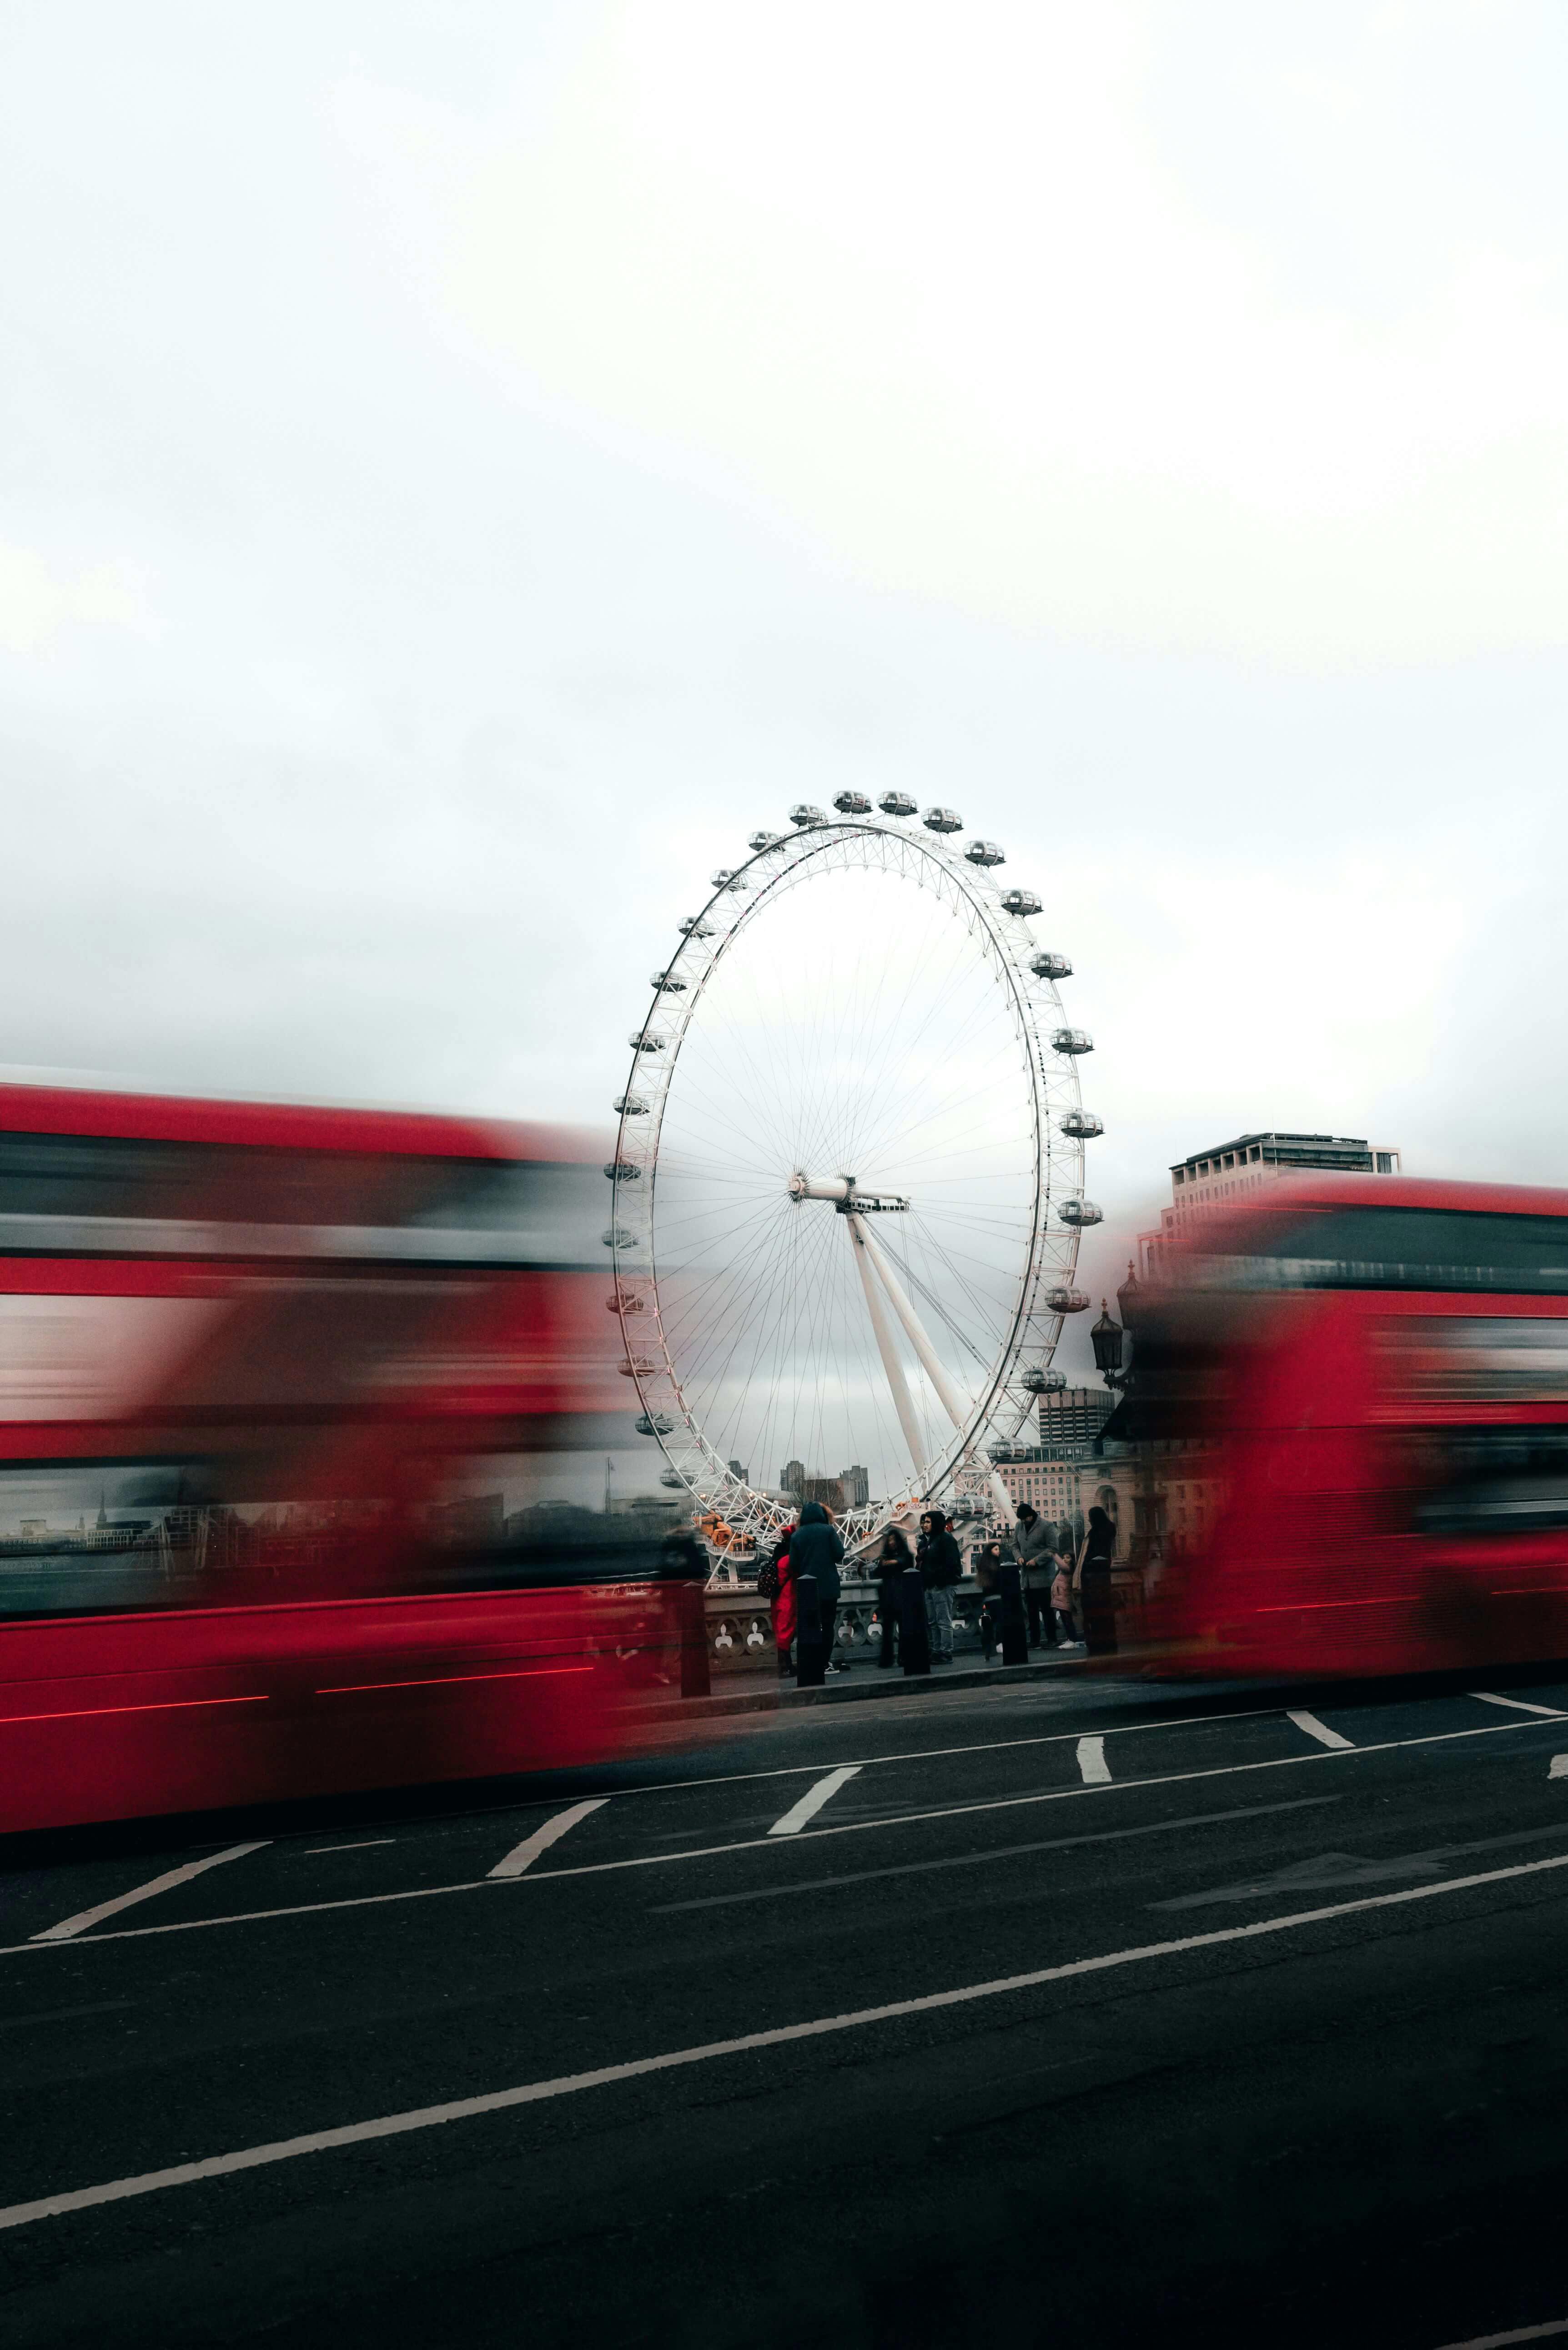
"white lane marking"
301,1840,396,1856
30,1843,270,1943
488,1799,607,1879
579,1705,1290,1801
1075,1736,1111,1784
768,1766,862,1836
1550,1755,1568,1780
653,1795,1342,1913
8,1845,1568,2234
4,1710,1561,1957
1471,1691,1568,1719
1432,2321,1568,2348
1287,1709,1354,1751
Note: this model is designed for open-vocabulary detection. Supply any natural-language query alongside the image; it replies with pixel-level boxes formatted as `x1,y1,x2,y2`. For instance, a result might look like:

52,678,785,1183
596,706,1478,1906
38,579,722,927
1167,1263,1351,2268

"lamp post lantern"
1090,1301,1124,1386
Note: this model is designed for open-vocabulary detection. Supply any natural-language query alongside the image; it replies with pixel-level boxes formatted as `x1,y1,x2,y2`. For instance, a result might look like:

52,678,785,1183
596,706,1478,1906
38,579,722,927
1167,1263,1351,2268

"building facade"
1143,1130,1403,1274
1037,1386,1116,1448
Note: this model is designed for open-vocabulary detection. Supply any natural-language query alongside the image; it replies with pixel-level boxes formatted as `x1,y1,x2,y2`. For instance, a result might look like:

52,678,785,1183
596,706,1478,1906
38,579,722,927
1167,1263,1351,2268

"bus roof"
1198,1172,1568,1224
0,1081,603,1164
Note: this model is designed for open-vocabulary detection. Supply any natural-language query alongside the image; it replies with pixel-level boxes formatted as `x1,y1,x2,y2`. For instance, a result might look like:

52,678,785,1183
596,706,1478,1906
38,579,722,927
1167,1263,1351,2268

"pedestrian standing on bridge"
1075,1504,1117,1656
790,1500,844,1679
1050,1528,1082,1650
761,1522,795,1677
873,1524,911,1668
1015,1503,1057,1648
918,1508,962,1664
976,1538,1005,1657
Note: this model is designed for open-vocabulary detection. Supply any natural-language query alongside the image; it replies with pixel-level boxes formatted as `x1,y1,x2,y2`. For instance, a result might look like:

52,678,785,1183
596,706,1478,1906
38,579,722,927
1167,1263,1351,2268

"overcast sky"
5,1,1568,1383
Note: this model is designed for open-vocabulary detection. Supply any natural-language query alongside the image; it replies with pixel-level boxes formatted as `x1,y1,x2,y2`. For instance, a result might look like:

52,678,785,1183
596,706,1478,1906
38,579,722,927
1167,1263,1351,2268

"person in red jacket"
767,1523,796,1677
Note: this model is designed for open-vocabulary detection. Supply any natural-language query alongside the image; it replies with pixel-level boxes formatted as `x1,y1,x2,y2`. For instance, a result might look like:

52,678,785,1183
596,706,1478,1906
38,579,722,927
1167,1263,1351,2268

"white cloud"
324,0,1568,664
0,544,156,656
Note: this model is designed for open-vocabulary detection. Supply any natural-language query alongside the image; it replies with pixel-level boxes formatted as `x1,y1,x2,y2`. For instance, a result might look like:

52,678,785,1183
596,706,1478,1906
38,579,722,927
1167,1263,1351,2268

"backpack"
756,1553,781,1602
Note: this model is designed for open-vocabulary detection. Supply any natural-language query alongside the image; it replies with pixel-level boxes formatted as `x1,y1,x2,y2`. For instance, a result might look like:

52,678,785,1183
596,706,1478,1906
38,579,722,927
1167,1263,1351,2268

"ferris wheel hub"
788,1172,910,1211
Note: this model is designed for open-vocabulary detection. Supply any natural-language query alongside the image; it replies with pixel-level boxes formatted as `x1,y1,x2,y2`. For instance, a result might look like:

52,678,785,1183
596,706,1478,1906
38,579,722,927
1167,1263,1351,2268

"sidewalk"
674,1644,1138,1722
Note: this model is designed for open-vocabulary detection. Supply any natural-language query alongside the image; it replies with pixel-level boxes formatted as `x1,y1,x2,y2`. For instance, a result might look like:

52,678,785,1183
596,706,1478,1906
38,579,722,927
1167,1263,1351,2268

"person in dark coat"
1015,1504,1057,1647
872,1525,911,1667
1074,1503,1118,1656
790,1500,845,1678
917,1509,963,1663
975,1539,1004,1658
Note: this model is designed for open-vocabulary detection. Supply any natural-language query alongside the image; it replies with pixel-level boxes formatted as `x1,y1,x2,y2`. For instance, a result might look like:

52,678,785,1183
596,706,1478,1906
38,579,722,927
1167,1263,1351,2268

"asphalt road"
5,1667,1568,2349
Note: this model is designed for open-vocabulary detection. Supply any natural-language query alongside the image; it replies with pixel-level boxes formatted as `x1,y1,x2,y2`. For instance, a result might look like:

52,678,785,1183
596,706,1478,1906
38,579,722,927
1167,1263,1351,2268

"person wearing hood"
789,1500,845,1679
917,1508,963,1665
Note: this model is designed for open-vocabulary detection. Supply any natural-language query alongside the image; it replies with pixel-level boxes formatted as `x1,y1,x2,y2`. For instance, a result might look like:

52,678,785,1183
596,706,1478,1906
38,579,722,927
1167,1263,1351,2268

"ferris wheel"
605,796,1101,1555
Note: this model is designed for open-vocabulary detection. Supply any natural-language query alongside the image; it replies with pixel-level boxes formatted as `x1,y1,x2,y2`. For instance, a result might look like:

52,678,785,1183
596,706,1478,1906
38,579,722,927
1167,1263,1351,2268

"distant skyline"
5,3,1568,1382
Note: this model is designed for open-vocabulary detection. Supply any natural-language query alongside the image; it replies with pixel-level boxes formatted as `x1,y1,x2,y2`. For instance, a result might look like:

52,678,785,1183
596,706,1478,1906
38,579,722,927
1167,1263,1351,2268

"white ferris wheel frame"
607,810,1099,1554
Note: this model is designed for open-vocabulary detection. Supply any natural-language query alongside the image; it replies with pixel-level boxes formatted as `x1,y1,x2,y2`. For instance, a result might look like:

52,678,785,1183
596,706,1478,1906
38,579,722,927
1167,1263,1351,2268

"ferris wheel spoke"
681,1216,812,1460
848,978,1020,1177
620,810,1086,1543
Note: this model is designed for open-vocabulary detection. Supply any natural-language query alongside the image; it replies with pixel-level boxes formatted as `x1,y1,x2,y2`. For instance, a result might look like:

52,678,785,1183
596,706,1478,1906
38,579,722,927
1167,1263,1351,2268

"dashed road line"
1550,1756,1568,1780
1471,1692,1568,1720
30,1843,271,1943
301,1840,396,1856
1287,1709,1354,1752
768,1767,861,1836
1076,1736,1111,1784
489,1800,607,1879
5,1711,1562,1958
9,1844,1568,2235
652,1794,1342,1912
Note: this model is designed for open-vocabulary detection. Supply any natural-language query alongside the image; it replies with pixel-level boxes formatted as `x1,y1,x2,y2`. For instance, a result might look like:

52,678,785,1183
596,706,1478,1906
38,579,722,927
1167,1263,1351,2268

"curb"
665,1651,1136,1722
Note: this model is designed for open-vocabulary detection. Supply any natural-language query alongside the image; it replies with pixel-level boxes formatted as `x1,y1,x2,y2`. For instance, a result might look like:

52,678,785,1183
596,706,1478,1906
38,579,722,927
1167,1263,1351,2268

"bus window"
1199,1205,1568,1295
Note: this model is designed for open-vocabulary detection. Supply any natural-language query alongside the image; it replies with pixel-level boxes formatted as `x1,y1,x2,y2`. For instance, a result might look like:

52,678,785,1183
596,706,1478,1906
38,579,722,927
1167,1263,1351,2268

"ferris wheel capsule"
922,805,963,832
879,791,918,816
659,1468,684,1489
603,1225,635,1249
650,969,688,992
1057,1198,1103,1227
635,1412,673,1436
1045,1286,1091,1312
678,915,715,937
710,869,746,891
628,1029,667,1052
1051,1028,1093,1055
833,790,873,814
613,1092,648,1115
789,803,827,827
603,1160,641,1181
607,1289,647,1311
965,839,1005,866
1021,1365,1067,1393
1000,888,1040,915
748,830,782,853
1060,1110,1103,1139
1031,950,1072,979
618,1356,658,1377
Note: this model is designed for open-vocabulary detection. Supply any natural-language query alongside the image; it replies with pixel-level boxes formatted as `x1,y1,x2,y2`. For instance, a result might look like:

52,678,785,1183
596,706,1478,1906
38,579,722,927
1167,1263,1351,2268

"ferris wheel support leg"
854,1217,1015,1521
846,1213,928,1480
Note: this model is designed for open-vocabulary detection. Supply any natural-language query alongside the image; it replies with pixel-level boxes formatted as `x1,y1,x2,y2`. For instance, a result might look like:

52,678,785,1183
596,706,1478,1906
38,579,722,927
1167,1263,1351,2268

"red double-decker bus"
0,1082,702,1833
1138,1175,1568,1679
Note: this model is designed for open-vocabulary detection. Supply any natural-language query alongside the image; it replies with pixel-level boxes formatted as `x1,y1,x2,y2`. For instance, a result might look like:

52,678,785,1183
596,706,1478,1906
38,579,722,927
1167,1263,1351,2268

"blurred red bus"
0,1083,702,1833
1138,1176,1568,1678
